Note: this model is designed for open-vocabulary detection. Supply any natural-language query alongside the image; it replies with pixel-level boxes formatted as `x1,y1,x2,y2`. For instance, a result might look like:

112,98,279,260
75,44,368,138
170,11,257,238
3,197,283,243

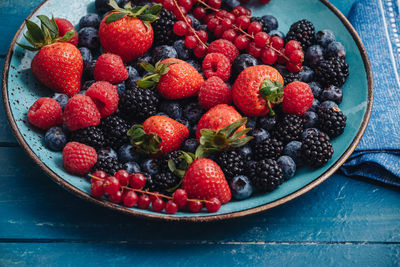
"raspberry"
198,76,232,109
202,53,231,82
85,81,119,117
28,97,63,130
64,94,101,131
94,53,129,84
282,81,314,116
207,39,239,63
62,142,97,175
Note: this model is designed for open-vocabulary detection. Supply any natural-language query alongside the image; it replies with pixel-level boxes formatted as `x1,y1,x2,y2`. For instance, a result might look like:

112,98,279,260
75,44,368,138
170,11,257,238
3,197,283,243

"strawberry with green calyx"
195,118,253,158
17,15,82,97
127,115,189,157
259,79,284,116
99,1,162,62
137,58,204,99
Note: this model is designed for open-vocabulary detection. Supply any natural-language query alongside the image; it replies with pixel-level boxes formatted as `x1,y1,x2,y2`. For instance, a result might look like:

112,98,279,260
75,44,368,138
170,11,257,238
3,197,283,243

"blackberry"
152,9,178,46
118,86,160,122
92,157,123,176
283,72,300,85
250,159,284,192
315,57,349,87
317,107,347,138
145,172,180,193
161,151,184,172
70,126,105,149
272,114,304,144
254,138,283,160
101,115,130,150
216,150,245,181
250,17,269,33
301,131,333,167
285,19,315,49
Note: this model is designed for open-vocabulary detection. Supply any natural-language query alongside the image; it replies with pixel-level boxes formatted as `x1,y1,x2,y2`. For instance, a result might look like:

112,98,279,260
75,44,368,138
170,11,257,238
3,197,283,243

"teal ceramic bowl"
2,0,373,221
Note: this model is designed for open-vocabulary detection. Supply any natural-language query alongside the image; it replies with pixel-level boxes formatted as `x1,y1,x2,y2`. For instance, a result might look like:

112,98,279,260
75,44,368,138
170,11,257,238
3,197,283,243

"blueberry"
232,54,258,77
283,141,302,165
269,30,285,39
258,116,276,131
135,55,152,75
83,60,96,80
230,175,253,200
79,13,101,29
316,29,336,47
176,118,190,129
78,90,87,95
44,127,67,151
151,45,178,64
160,101,183,120
197,24,208,31
118,144,141,163
326,41,346,58
173,40,191,60
183,102,205,124
251,128,270,144
156,112,169,117
320,100,339,110
141,158,160,175
261,15,278,32
78,27,100,51
236,145,253,161
95,0,123,14
320,85,343,104
303,111,318,128
186,60,202,72
190,124,197,138
299,66,314,83
126,65,140,82
78,47,93,67
309,98,320,112
222,0,240,10
97,147,118,160
301,128,320,139
305,45,324,67
123,161,141,174
277,156,296,180
182,138,199,153
116,82,126,96
51,93,68,110
187,15,201,30
308,81,323,98
246,117,257,132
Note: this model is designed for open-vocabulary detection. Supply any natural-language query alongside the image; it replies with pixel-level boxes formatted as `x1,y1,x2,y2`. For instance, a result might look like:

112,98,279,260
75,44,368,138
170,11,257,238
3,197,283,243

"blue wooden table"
1,0,399,266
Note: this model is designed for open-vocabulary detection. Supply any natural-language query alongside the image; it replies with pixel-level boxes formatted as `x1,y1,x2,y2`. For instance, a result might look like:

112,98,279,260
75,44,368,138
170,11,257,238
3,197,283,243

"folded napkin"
338,0,400,187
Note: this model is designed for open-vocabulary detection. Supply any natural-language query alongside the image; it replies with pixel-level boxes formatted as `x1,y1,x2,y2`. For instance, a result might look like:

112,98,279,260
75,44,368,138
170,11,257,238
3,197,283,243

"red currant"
91,180,105,199
222,29,238,42
172,189,188,208
130,173,146,189
289,50,304,64
247,42,262,58
248,22,262,35
185,16,193,26
122,191,138,207
216,10,229,19
221,19,233,30
235,15,250,30
234,35,250,50
103,176,120,195
203,14,215,24
194,44,208,58
165,200,179,214
207,0,221,9
286,62,302,73
114,170,130,186
173,21,188,36
137,194,151,209
185,35,198,49
197,30,208,43
193,7,206,19
188,200,203,213
152,198,165,213
173,6,187,20
162,0,174,10
277,52,288,64
271,36,284,50
261,48,277,65
149,192,160,202
92,170,107,182
285,40,302,54
207,18,219,32
232,6,247,17
214,25,225,38
178,0,193,11
254,32,270,48
109,190,123,204
205,197,221,213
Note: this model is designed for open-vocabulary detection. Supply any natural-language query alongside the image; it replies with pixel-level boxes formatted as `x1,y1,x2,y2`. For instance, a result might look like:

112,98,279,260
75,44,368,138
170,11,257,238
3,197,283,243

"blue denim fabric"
338,0,400,187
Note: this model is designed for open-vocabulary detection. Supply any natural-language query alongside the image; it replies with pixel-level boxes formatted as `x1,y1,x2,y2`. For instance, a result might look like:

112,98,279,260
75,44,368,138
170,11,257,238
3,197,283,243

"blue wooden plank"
0,147,399,242
0,243,398,266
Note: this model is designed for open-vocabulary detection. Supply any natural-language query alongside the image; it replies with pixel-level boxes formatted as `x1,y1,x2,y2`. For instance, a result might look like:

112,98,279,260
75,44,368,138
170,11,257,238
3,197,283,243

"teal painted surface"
4,0,369,219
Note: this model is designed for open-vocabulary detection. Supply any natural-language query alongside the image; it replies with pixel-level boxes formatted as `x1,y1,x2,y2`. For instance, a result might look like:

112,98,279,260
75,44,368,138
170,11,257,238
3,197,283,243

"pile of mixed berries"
22,0,348,214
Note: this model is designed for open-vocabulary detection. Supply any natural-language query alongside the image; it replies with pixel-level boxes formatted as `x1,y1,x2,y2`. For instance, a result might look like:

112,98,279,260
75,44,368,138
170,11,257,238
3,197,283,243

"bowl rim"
2,0,374,222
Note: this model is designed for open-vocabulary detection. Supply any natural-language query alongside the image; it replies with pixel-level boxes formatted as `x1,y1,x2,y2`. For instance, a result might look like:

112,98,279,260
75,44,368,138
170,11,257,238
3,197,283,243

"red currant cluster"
90,170,221,214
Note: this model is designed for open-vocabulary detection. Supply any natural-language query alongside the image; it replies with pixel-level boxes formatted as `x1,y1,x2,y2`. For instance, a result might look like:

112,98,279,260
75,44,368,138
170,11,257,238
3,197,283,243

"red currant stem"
172,0,208,48
197,0,219,12
88,174,213,204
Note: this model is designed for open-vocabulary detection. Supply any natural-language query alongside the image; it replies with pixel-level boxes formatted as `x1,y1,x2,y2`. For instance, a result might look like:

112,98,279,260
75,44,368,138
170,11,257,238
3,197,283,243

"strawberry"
232,65,284,117
54,18,78,46
182,158,231,204
99,1,161,62
137,58,204,99
127,115,189,156
18,15,82,97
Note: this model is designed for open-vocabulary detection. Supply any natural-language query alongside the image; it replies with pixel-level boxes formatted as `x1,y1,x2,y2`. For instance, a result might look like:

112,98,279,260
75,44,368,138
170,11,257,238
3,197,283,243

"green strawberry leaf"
108,0,124,11
25,20,45,43
229,128,252,141
137,80,156,88
138,14,158,23
260,79,284,104
127,125,146,139
37,15,58,38
16,42,38,51
140,62,155,73
105,12,128,23
123,1,132,9
58,29,75,42
230,136,253,147
148,4,162,16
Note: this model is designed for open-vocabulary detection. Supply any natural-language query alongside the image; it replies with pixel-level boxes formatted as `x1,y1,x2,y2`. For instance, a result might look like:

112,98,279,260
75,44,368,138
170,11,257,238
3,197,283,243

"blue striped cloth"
337,0,400,187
